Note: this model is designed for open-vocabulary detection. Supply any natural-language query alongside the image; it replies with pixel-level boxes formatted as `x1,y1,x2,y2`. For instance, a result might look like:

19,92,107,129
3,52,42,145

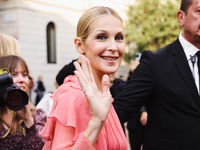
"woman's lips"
101,56,118,61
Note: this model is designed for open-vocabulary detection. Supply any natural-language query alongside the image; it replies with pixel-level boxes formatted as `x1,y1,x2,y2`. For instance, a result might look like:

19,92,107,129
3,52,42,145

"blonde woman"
40,6,128,149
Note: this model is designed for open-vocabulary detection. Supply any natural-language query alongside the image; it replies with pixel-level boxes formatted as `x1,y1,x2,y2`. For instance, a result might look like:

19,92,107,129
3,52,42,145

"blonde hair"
0,33,20,56
77,6,123,43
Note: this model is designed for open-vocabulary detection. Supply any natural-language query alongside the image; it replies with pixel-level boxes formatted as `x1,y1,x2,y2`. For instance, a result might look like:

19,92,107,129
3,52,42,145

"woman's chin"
104,69,117,75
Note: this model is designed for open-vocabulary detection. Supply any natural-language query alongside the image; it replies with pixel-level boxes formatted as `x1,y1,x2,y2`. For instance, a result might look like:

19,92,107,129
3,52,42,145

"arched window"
46,22,56,63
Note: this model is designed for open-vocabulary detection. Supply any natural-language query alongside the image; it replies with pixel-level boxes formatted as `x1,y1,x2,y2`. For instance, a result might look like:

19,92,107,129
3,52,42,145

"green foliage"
124,0,182,63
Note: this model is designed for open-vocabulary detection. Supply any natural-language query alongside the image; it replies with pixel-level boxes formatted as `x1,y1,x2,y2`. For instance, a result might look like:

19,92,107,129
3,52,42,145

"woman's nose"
14,74,25,83
107,39,118,51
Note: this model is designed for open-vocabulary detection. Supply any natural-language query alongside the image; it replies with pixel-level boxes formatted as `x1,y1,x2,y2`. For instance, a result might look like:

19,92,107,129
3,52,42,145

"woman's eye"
97,34,107,40
23,73,28,77
115,34,124,40
10,73,16,77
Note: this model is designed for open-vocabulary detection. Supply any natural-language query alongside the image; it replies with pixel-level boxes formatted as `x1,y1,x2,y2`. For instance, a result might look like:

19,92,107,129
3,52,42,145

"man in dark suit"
113,0,200,149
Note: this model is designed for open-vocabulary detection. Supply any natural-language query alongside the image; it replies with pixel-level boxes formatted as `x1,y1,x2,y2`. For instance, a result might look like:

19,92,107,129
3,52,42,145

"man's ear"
74,37,85,54
177,10,185,27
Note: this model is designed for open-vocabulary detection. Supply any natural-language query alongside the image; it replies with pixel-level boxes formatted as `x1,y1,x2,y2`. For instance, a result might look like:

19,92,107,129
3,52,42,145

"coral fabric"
40,75,128,150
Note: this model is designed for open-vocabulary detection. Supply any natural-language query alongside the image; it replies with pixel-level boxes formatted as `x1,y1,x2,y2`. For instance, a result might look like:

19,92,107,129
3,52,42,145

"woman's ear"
74,37,85,54
177,10,185,27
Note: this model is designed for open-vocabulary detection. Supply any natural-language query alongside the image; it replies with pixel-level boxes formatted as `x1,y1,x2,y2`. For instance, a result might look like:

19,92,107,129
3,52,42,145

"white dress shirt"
179,33,200,92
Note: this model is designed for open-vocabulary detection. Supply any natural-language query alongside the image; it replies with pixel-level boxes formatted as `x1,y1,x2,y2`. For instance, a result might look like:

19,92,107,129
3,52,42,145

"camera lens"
4,86,28,111
6,90,23,108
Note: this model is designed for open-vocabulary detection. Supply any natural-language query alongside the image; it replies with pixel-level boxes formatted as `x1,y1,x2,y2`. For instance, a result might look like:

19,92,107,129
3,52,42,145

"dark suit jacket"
113,39,200,150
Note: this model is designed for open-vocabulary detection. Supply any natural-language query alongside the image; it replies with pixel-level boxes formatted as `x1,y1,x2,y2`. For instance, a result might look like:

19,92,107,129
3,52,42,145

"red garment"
40,75,128,150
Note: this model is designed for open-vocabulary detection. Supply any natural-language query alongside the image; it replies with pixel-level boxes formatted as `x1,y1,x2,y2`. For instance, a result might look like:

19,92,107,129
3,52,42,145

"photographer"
0,55,47,149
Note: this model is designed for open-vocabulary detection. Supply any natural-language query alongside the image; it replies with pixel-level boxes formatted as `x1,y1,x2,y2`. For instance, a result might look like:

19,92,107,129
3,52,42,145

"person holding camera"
0,55,47,149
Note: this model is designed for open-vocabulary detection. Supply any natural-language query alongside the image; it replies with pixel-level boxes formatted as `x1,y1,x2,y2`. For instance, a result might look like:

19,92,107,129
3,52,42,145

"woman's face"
10,62,30,95
83,15,125,76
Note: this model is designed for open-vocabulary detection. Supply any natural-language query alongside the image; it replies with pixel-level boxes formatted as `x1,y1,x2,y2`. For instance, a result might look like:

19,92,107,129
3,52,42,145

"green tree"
124,0,182,63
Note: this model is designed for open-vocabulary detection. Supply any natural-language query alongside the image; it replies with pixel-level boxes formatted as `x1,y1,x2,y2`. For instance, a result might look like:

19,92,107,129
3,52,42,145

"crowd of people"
0,0,200,149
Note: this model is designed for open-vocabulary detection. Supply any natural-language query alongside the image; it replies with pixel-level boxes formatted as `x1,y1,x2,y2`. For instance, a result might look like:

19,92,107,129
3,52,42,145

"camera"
0,68,28,111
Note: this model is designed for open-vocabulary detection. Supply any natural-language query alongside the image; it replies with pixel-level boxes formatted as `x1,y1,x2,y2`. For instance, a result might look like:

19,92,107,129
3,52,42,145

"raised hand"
74,55,111,123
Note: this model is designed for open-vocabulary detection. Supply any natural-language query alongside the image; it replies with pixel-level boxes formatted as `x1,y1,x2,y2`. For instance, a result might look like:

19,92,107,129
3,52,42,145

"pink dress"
40,75,128,150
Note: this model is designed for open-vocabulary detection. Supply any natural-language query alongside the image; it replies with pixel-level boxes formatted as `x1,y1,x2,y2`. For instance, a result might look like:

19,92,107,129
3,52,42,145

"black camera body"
0,68,28,111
